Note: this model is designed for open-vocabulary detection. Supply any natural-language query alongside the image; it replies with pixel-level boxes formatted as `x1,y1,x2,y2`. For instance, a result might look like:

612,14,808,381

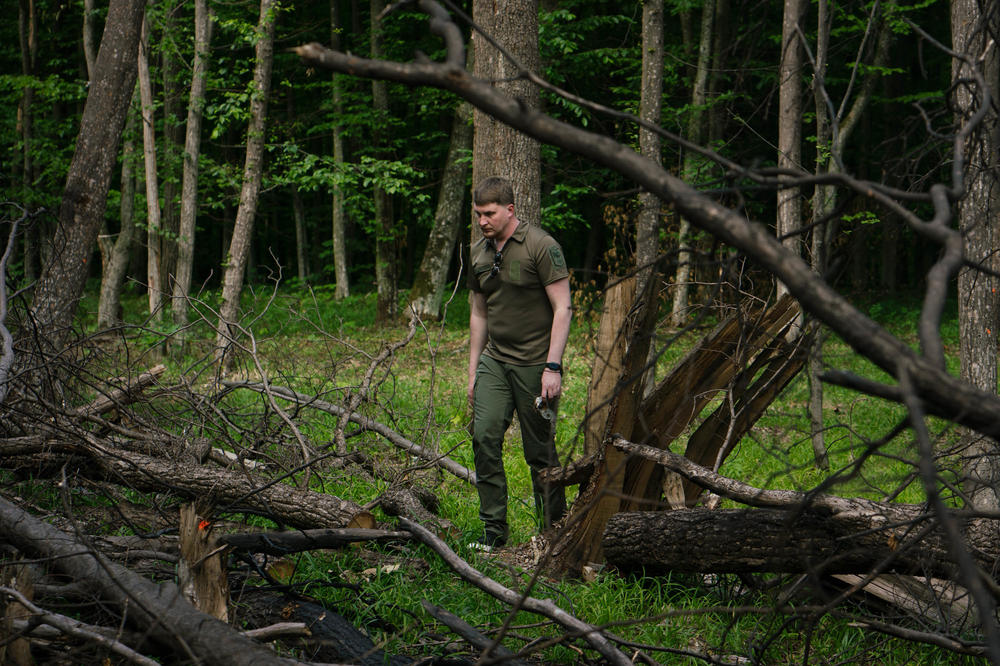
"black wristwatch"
544,362,563,374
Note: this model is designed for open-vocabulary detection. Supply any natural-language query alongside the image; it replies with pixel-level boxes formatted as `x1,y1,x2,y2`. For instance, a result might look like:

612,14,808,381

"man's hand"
541,368,562,400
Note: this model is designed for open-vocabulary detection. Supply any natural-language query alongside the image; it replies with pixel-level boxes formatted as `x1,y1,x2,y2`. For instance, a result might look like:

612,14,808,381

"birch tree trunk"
172,0,212,330
138,13,163,323
214,0,277,363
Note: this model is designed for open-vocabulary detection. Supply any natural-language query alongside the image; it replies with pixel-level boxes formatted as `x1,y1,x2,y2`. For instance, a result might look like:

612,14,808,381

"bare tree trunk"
18,0,38,281
172,0,212,330
408,93,472,320
138,13,163,323
371,0,397,324
292,186,309,281
636,0,664,395
670,0,714,326
215,0,277,363
82,0,97,77
330,0,349,298
159,1,183,295
31,0,145,346
775,0,805,300
635,0,663,297
98,93,139,328
808,0,831,470
472,0,540,229
952,0,1000,512
807,0,895,470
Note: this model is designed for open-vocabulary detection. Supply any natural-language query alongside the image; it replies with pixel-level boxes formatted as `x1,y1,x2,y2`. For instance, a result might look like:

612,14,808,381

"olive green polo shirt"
468,221,569,365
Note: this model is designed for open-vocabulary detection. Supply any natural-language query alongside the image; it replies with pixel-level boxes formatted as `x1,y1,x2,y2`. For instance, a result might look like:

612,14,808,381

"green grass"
56,284,984,664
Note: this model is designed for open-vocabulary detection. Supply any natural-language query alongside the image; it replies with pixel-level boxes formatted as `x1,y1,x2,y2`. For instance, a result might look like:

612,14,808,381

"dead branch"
0,586,159,666
420,600,532,666
333,311,418,456
612,437,912,519
74,363,166,419
397,517,634,666
242,622,311,642
0,495,301,665
219,527,411,555
226,381,476,484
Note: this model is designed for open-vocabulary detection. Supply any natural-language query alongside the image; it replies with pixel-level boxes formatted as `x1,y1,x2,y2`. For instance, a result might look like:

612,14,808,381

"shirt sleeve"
533,232,570,286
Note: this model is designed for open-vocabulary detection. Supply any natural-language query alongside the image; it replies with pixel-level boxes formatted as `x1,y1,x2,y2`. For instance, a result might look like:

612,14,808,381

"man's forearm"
547,305,571,365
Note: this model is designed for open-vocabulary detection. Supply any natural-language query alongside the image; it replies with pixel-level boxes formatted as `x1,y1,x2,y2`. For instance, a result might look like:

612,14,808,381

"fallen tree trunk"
0,495,300,665
602,508,987,577
101,446,375,529
603,440,1000,577
0,437,372,530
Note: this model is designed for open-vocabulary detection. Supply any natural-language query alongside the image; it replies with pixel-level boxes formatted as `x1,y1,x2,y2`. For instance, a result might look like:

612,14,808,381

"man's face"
474,202,515,240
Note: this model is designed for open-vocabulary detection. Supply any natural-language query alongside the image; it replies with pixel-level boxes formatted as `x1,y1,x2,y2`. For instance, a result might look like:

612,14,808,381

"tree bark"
472,0,540,227
603,508,998,578
636,0,664,395
952,0,1000,512
31,0,145,347
635,0,663,299
172,0,212,330
215,0,277,363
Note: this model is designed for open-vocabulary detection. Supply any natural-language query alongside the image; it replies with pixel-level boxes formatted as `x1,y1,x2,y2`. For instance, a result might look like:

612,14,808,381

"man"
466,177,571,550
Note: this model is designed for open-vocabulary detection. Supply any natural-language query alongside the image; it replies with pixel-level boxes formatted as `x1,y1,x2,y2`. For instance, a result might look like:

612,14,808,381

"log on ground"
603,508,997,577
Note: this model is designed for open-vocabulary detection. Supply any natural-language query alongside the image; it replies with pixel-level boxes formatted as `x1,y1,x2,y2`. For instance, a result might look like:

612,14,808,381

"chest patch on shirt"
509,260,521,281
548,245,566,269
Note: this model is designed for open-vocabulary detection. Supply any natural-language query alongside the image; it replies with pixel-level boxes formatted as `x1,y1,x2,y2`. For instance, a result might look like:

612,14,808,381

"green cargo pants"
472,354,567,541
